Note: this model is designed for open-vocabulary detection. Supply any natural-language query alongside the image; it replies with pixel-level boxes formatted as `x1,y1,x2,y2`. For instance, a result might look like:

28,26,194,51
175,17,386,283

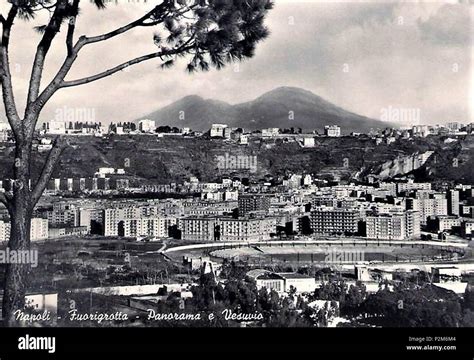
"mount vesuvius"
136,87,394,133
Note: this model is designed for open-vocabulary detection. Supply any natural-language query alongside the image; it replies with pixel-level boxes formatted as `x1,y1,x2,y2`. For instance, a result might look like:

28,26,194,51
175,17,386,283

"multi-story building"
210,124,228,137
324,125,341,137
261,128,280,138
461,220,474,239
248,270,316,293
310,206,361,235
31,218,49,241
238,194,271,216
427,216,462,233
138,119,156,133
201,190,238,202
406,196,447,225
302,137,315,148
103,205,177,238
47,120,67,134
0,219,10,242
366,213,404,240
396,181,431,195
447,189,460,216
365,210,420,240
47,203,78,227
405,210,421,238
461,205,474,219
180,216,276,242
0,218,48,242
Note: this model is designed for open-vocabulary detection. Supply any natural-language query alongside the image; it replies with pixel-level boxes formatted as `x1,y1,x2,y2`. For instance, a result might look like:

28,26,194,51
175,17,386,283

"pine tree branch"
30,137,69,207
25,0,68,110
61,43,194,88
66,0,79,57
82,0,171,46
0,5,21,141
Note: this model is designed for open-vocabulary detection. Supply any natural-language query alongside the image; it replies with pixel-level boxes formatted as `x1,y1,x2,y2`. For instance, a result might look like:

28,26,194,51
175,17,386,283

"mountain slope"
138,87,394,133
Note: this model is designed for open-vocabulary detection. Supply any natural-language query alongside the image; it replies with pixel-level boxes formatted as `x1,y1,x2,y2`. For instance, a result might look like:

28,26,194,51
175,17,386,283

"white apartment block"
31,218,49,241
396,181,431,194
48,120,67,134
0,218,48,242
210,124,228,137
103,206,177,238
180,216,277,242
462,220,474,239
138,119,156,133
0,220,10,242
365,210,420,240
261,128,280,138
407,198,447,225
310,207,361,234
302,137,315,148
324,125,341,137
366,214,405,240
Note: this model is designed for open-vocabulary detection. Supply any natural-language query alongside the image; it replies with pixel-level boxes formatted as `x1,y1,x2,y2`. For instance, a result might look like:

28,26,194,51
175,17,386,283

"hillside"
1,135,472,187
137,87,394,134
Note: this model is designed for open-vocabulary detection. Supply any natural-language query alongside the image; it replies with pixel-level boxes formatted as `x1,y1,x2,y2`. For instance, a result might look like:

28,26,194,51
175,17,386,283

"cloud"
417,3,471,46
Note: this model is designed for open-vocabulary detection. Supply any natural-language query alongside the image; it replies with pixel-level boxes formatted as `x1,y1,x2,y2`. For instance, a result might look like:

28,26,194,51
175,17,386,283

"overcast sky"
0,0,472,126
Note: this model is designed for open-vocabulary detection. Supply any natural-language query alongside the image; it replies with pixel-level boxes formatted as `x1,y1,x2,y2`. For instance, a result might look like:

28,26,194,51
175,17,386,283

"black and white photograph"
0,0,472,356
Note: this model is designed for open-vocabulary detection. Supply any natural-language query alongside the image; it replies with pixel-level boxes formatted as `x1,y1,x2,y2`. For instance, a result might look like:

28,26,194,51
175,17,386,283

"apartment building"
310,206,361,235
0,218,48,242
103,205,177,238
396,181,431,195
238,194,271,216
365,210,420,240
447,189,460,216
180,216,277,242
324,125,341,137
406,197,448,225
427,215,462,233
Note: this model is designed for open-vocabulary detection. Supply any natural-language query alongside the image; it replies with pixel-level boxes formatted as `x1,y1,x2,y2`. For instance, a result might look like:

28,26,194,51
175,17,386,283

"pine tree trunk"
2,146,33,327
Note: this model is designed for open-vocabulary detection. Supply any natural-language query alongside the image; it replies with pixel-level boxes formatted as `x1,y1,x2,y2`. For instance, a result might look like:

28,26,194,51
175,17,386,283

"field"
209,244,454,264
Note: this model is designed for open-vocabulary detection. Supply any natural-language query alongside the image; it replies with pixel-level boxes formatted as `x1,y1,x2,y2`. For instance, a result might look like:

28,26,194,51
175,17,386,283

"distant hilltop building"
0,121,9,141
302,137,315,148
45,120,105,136
324,125,341,137
95,167,125,178
446,122,463,132
48,120,67,134
138,119,156,133
37,138,53,152
412,125,429,137
261,128,280,138
210,124,228,137
0,121,9,131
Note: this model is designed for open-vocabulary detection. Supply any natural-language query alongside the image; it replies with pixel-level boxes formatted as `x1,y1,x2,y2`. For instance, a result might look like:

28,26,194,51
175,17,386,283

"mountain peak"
257,86,317,99
178,95,204,103
137,86,394,133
